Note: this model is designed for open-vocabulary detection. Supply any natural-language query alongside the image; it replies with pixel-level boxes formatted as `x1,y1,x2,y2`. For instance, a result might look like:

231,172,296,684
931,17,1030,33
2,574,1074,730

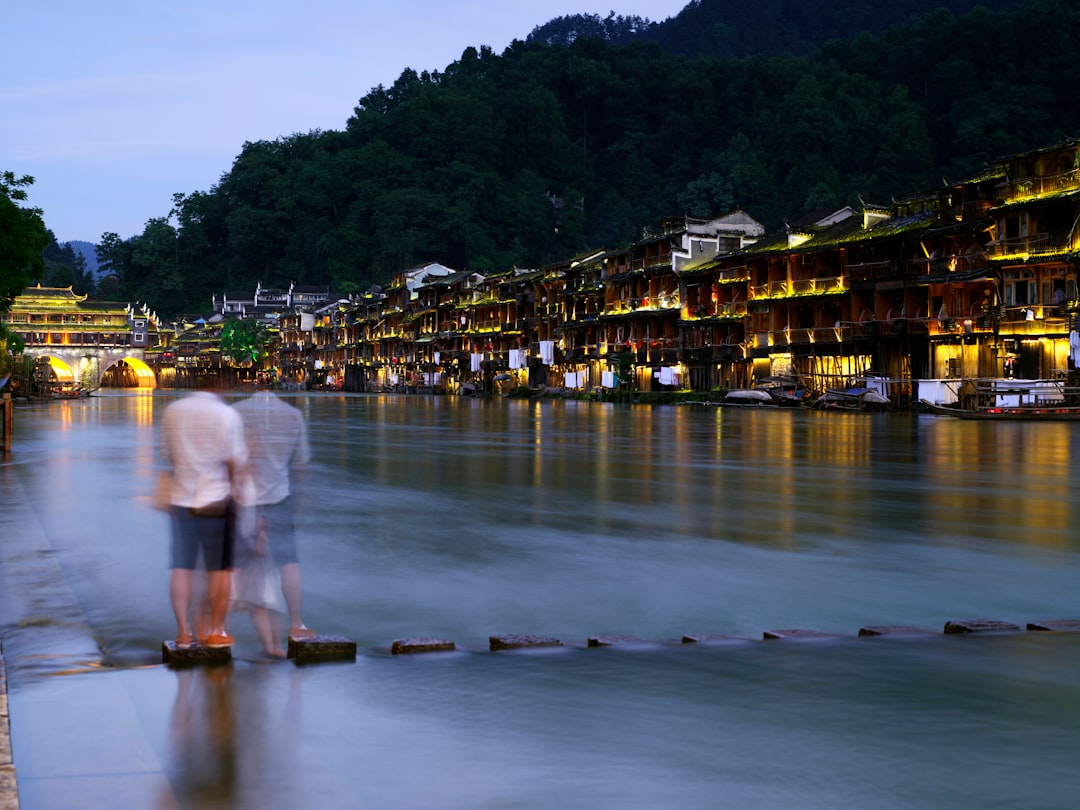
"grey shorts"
169,505,234,571
260,497,299,565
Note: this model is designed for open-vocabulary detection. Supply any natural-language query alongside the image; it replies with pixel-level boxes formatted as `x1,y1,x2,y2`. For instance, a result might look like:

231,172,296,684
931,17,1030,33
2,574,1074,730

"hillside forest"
68,0,1080,316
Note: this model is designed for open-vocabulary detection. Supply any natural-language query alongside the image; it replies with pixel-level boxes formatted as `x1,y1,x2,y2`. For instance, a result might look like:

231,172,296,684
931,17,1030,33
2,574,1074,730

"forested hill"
531,0,1028,56
100,0,1079,317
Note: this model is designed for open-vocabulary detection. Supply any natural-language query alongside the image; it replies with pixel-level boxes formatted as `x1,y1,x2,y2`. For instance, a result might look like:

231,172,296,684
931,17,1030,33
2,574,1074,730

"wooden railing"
1001,167,1080,201
749,276,846,299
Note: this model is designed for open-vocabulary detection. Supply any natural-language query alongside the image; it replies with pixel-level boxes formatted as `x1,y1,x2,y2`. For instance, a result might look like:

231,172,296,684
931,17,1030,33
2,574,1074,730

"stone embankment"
1,639,17,810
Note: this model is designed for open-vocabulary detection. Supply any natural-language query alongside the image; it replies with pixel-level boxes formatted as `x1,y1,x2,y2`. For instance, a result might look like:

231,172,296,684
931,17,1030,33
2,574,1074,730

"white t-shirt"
161,392,248,509
232,393,311,505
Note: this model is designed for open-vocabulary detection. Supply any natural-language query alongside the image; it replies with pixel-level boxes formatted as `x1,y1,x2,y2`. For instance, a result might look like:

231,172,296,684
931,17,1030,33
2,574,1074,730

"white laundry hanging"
540,341,555,365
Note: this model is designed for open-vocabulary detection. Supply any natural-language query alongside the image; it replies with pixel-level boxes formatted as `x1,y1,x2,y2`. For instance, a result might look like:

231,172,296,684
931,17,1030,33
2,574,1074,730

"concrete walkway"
0,464,178,810
1,639,16,810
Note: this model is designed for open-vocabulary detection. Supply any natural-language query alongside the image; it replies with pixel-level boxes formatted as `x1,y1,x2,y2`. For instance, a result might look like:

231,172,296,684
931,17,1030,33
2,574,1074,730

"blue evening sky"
2,1,689,244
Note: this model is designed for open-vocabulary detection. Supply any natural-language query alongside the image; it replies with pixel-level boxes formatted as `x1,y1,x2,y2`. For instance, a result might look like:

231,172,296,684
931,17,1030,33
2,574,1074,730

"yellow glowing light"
123,357,156,379
49,357,75,380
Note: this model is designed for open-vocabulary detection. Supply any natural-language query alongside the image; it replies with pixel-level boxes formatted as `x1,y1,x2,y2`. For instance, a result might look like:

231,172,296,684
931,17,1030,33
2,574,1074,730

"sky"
3,1,690,244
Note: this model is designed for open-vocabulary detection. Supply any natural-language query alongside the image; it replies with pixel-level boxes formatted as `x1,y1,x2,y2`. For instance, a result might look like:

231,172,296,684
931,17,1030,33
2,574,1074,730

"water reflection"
165,665,237,807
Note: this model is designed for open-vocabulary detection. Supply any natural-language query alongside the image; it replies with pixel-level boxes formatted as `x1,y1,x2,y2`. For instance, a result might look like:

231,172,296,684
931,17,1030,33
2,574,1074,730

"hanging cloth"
540,341,555,365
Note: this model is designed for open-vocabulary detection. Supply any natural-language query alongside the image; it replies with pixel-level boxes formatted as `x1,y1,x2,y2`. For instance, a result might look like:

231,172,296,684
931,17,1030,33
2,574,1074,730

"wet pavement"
1,463,166,809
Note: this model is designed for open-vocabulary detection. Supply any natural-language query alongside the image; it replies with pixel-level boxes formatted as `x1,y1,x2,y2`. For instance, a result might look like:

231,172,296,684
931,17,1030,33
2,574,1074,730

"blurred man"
161,388,248,648
233,392,315,652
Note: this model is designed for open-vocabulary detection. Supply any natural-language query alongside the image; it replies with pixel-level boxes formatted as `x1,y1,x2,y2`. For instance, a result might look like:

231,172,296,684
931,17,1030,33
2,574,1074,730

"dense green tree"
109,0,1080,318
220,317,271,365
40,232,95,294
0,172,49,311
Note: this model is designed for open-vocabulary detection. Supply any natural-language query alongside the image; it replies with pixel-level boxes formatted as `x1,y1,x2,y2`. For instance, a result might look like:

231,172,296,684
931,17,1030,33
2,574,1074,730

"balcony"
908,252,988,279
987,232,1072,259
749,276,847,300
681,301,748,321
847,260,895,282
601,294,682,316
763,325,853,347
1001,167,1080,203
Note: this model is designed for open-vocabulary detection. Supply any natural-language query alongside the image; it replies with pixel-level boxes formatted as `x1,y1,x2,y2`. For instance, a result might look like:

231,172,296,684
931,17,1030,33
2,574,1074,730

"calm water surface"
2,392,1078,808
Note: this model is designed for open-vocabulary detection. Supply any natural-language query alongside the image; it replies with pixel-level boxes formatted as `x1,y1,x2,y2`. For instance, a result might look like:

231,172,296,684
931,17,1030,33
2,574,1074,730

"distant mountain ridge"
531,0,1029,56
65,240,100,276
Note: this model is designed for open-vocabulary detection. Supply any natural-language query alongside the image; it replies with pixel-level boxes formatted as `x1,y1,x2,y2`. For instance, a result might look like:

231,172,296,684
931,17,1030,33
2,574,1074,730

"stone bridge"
22,346,156,389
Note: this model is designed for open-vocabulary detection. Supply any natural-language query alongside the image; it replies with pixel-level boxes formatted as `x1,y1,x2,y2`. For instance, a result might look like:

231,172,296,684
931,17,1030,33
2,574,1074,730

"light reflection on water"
4,392,1080,808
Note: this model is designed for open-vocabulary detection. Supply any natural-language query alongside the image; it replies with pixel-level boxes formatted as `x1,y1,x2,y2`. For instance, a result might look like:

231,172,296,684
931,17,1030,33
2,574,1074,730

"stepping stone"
489,634,562,651
1026,619,1080,632
943,619,1021,634
763,629,844,640
161,641,232,666
587,635,644,647
858,625,937,637
287,634,357,663
391,637,456,654
681,633,740,644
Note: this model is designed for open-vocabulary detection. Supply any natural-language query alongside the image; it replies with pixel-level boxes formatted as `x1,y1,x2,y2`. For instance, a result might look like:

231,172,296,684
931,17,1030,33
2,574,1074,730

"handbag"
232,552,284,612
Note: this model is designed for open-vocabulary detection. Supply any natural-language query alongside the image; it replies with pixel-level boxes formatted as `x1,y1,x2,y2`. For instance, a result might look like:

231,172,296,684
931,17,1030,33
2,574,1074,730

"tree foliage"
105,0,1076,318
39,232,95,294
0,172,49,311
219,317,271,365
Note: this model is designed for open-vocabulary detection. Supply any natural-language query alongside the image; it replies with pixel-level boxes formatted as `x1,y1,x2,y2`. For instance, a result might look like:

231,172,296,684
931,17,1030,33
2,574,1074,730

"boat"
920,399,1080,420
810,387,891,411
920,377,1080,420
721,388,776,407
754,375,809,407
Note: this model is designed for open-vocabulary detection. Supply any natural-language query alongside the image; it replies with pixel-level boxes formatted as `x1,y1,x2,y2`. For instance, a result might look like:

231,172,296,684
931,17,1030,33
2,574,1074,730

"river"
2,391,1078,808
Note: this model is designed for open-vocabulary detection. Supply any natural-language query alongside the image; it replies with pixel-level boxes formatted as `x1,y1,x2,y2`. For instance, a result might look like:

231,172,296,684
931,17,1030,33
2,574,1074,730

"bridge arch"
101,356,156,389
22,347,157,390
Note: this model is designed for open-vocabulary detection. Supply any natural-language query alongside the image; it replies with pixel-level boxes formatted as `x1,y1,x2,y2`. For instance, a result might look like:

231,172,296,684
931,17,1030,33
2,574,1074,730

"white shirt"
161,392,248,509
232,393,311,505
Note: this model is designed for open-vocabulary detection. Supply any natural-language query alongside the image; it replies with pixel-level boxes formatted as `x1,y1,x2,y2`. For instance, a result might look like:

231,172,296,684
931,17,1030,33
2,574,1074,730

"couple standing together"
160,389,315,657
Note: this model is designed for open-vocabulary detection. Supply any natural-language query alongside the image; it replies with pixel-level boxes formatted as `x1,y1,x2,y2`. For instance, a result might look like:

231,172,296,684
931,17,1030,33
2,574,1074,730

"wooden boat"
920,399,1080,420
754,375,809,407
721,388,776,407
810,387,891,411
920,378,1080,420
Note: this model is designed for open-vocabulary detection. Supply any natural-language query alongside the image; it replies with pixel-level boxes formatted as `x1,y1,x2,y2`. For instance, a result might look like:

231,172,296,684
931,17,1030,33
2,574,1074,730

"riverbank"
1,639,14,810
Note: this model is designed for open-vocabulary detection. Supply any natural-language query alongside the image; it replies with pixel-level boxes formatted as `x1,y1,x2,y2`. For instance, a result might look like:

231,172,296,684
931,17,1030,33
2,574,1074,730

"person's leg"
280,562,306,631
170,568,194,643
249,606,286,657
201,511,235,647
265,500,314,637
170,509,198,645
206,569,232,639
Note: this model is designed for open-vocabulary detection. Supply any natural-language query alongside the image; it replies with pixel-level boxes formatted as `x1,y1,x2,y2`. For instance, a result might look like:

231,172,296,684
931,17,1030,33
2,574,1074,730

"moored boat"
919,377,1080,419
920,399,1080,420
721,388,775,407
810,387,891,411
